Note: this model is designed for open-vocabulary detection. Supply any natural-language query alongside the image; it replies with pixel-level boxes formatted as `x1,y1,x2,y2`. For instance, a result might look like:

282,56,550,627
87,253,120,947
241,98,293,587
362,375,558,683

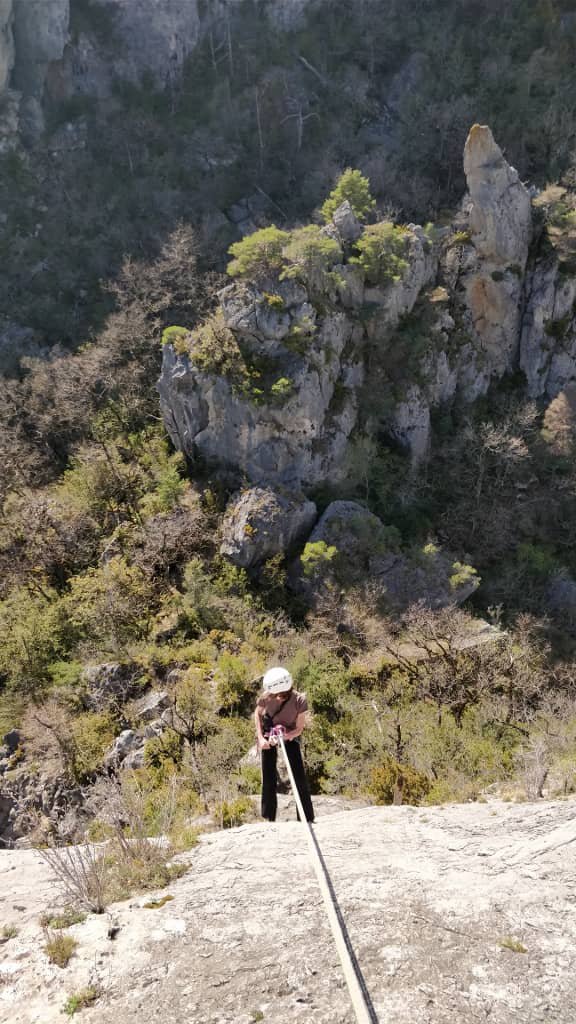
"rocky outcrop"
463,124,532,265
81,663,142,711
220,486,316,569
159,216,435,486
518,251,573,399
455,124,532,387
159,301,364,490
0,0,14,93
300,501,479,610
12,0,69,96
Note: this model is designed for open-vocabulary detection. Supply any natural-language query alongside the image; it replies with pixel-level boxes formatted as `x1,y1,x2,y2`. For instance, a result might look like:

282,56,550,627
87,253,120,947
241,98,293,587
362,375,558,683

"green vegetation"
161,326,190,352
301,540,338,578
39,909,87,930
321,168,376,223
499,937,527,953
350,223,410,285
3,2,576,846
63,987,100,1016
43,931,78,968
281,225,341,290
143,894,174,909
227,227,290,280
1,924,18,941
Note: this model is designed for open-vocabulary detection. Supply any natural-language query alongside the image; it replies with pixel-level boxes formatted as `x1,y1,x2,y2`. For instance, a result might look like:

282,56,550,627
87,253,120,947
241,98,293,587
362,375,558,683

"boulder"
104,729,143,769
331,200,363,244
132,690,170,723
371,546,480,609
300,501,479,610
81,663,142,711
220,486,317,569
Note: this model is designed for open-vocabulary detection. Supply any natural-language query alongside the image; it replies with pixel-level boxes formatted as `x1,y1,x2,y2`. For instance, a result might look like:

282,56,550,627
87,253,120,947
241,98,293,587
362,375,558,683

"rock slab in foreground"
1,799,575,1024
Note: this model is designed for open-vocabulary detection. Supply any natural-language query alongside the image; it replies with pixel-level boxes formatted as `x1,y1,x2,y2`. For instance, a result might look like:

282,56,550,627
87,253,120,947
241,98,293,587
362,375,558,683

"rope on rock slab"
270,725,379,1024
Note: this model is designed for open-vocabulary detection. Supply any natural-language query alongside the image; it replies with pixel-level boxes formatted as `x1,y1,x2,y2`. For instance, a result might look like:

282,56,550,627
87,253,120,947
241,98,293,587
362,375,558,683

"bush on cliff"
280,225,341,291
321,168,376,224
227,226,290,280
350,222,410,285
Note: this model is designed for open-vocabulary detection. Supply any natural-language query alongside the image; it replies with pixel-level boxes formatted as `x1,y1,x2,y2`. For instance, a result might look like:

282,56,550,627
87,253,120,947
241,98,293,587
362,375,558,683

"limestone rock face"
454,124,532,388
463,124,532,265
158,298,363,489
520,255,576,397
220,487,317,569
331,200,363,244
387,384,431,464
0,0,14,93
12,0,69,96
2,799,574,1023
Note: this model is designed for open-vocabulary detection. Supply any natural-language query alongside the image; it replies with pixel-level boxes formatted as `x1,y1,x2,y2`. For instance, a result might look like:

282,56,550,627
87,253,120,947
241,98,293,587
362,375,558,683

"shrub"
214,795,254,828
40,909,86,930
215,653,252,711
367,756,431,805
227,226,290,280
70,712,117,781
321,168,376,223
350,222,410,285
262,292,285,310
280,224,341,291
448,229,472,246
301,540,338,578
65,556,154,650
188,309,245,381
0,586,70,696
449,561,479,591
62,986,100,1016
161,325,189,353
43,930,78,967
270,377,294,403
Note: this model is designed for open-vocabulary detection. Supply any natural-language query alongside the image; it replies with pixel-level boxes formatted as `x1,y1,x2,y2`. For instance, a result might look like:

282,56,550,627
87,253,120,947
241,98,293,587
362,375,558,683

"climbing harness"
268,725,379,1024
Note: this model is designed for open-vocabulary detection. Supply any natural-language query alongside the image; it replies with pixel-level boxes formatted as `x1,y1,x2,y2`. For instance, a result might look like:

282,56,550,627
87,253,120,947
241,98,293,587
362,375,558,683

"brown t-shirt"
256,690,308,733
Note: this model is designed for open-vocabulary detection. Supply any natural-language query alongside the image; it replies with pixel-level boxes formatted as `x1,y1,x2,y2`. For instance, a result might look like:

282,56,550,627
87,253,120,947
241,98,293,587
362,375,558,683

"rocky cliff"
1,798,575,1023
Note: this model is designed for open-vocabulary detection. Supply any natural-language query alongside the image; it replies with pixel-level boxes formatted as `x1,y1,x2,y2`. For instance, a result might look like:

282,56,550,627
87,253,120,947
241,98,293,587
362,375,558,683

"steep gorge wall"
0,0,317,142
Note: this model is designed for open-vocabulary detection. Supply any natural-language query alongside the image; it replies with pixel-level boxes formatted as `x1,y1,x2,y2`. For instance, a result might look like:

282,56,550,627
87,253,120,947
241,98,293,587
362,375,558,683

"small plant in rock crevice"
62,986,100,1016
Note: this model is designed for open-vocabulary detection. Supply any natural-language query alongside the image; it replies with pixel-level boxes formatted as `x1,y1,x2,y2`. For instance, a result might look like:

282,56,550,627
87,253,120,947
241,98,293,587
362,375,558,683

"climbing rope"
269,725,379,1024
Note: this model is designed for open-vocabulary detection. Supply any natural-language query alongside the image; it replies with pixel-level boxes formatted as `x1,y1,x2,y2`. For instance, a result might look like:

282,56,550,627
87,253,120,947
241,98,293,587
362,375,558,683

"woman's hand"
259,737,271,750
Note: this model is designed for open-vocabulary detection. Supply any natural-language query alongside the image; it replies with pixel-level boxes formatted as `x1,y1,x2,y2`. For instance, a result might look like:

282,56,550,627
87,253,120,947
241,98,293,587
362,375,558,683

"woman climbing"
254,666,315,823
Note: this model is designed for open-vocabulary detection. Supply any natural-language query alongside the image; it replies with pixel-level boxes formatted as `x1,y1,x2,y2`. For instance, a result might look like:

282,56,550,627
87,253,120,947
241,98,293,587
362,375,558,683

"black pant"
261,739,315,822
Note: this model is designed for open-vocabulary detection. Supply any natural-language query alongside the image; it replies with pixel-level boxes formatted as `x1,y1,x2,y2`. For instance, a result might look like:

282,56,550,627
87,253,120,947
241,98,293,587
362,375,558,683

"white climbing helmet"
263,666,293,694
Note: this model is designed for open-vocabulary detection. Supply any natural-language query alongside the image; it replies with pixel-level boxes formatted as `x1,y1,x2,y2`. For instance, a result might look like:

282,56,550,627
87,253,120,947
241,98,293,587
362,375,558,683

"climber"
254,667,315,823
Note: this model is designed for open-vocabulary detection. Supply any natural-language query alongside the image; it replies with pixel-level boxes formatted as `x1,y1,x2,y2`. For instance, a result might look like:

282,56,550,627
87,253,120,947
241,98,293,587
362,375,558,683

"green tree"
280,225,341,291
321,168,376,223
66,557,154,651
227,226,290,280
301,540,338,579
350,222,409,285
0,586,70,695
